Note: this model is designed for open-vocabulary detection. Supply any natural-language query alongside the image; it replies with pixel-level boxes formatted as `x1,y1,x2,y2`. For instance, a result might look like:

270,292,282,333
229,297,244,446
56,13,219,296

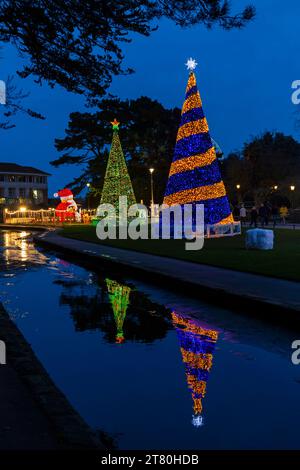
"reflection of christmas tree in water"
106,279,131,343
171,312,218,427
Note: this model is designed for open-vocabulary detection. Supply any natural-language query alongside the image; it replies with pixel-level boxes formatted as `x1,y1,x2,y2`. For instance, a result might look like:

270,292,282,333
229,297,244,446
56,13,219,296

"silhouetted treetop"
0,1,255,104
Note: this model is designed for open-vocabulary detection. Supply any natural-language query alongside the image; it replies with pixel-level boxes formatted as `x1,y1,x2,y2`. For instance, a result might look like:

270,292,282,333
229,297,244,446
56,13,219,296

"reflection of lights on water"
20,239,28,261
192,415,204,427
171,312,219,428
19,231,30,238
1,231,48,265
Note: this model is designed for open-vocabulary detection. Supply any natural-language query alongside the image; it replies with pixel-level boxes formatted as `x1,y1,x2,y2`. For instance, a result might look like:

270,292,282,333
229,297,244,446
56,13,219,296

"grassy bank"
60,225,300,282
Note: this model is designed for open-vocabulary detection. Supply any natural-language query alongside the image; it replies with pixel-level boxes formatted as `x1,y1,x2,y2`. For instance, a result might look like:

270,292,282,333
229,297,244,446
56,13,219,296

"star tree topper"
111,118,120,130
185,57,197,72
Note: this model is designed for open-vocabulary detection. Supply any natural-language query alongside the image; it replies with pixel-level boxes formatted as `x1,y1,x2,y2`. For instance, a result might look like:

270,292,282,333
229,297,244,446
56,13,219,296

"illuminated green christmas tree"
100,119,136,209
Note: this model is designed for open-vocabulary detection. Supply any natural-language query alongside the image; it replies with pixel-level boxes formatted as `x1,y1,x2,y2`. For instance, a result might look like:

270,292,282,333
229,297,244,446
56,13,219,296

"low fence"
4,209,96,225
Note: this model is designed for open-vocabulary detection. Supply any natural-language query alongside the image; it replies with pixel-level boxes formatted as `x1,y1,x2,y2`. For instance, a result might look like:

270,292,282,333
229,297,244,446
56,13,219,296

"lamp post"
149,168,154,215
236,184,241,204
290,185,296,209
86,183,91,210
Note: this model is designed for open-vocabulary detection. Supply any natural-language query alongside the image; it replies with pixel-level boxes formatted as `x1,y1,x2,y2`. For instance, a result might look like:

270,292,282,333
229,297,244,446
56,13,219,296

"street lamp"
149,168,154,214
290,185,296,209
274,185,278,190
235,184,242,204
86,183,91,210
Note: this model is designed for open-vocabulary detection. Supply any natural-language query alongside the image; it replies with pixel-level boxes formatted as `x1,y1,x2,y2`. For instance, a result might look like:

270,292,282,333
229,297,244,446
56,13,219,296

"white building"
0,162,50,208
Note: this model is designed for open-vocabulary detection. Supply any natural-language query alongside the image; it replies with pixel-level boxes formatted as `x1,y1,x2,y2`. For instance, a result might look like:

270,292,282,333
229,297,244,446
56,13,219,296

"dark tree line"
222,132,300,206
0,1,256,201
51,96,181,203
0,1,255,105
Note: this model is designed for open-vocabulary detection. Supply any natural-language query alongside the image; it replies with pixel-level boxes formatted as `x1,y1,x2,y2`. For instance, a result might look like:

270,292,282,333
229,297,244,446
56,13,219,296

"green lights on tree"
106,278,131,343
100,119,136,210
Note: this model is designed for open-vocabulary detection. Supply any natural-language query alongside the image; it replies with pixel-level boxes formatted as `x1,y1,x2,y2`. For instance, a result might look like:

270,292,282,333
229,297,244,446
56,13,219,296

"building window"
19,188,26,198
32,189,44,203
35,176,45,183
17,175,26,183
28,176,33,183
8,188,16,197
8,175,16,182
0,175,5,182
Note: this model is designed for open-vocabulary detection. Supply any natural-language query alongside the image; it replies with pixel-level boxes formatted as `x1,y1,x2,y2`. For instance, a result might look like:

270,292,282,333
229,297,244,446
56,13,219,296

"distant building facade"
0,163,50,208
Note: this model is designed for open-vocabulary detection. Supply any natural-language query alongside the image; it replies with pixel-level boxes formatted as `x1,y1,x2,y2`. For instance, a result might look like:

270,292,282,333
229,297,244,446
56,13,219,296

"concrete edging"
33,230,300,324
0,303,105,449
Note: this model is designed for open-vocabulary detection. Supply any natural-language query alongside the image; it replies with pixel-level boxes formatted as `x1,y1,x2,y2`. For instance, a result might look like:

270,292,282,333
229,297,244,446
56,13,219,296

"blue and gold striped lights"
163,69,233,226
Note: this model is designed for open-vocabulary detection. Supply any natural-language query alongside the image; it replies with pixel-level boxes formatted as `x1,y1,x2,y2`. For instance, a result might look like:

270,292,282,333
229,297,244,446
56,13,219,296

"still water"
0,230,300,450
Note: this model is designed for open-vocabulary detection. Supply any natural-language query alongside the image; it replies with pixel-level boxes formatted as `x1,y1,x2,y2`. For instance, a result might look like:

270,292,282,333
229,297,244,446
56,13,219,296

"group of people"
238,203,289,227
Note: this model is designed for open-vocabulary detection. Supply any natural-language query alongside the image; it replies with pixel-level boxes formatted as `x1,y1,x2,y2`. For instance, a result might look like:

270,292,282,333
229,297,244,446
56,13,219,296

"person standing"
239,204,247,225
279,206,288,225
250,206,258,227
271,205,279,228
258,203,268,227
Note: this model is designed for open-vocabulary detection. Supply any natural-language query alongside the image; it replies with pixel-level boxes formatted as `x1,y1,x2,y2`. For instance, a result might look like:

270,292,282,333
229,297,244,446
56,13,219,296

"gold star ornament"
111,118,120,130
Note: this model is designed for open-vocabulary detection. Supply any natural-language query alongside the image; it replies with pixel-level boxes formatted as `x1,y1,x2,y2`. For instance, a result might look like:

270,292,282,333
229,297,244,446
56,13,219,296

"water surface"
0,230,299,450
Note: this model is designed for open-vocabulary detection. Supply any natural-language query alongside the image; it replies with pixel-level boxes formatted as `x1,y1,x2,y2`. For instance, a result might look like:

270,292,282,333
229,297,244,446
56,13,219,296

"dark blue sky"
0,0,298,195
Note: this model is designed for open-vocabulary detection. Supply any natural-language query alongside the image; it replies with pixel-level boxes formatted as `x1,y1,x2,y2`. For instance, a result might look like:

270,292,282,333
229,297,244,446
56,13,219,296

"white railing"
4,208,96,225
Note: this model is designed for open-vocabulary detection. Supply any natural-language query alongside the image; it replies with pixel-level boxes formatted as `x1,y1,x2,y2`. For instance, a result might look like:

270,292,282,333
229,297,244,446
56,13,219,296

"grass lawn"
60,225,300,282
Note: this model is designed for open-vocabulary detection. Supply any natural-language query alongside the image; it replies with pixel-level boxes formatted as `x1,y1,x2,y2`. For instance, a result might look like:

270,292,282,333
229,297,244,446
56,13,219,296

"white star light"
192,414,204,427
185,57,197,71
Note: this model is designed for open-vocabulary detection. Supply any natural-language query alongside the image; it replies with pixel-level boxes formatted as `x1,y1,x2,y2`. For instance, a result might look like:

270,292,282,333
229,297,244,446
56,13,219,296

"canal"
1,229,300,450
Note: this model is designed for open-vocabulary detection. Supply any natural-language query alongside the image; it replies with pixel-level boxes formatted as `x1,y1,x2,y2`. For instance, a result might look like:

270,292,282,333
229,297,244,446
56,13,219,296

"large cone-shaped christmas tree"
171,311,218,427
164,60,233,226
100,119,136,209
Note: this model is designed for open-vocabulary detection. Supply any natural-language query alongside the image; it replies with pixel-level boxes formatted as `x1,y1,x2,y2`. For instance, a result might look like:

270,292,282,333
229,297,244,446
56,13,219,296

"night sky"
0,0,298,195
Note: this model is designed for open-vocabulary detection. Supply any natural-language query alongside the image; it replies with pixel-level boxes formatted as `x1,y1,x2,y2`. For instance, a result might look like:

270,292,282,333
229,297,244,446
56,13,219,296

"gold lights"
164,181,227,206
169,147,216,176
181,91,202,114
176,118,209,142
181,349,213,370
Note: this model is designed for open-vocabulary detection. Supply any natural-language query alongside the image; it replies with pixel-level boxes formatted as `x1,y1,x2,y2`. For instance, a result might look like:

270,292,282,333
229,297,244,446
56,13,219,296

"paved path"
37,231,300,313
